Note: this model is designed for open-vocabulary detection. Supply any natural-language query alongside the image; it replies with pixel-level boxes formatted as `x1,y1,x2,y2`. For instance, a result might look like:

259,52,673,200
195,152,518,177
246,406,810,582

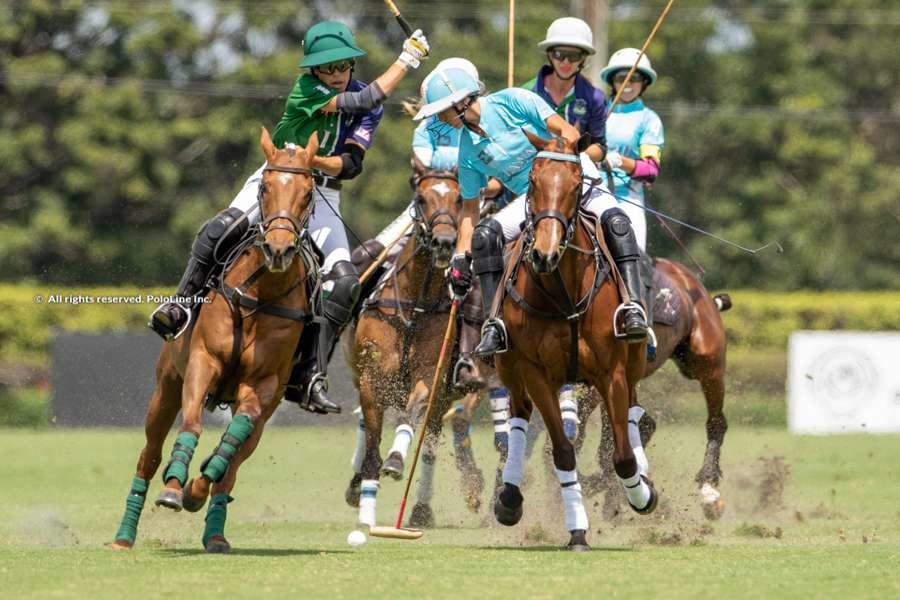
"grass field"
1,422,898,599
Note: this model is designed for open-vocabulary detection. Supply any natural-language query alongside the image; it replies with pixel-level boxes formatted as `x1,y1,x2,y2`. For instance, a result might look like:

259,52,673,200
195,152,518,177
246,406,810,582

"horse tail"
713,293,732,312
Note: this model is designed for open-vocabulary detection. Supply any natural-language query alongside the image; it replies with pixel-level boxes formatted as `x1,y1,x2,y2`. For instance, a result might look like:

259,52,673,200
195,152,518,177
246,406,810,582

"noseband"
524,150,582,260
256,164,314,247
411,169,460,247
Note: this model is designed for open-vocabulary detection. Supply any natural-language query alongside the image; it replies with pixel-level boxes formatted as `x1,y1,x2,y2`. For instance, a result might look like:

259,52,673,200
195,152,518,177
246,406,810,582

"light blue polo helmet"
413,58,483,121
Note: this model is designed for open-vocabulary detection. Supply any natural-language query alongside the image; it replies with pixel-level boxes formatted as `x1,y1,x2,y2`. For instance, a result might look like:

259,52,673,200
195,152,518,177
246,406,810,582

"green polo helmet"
300,21,366,68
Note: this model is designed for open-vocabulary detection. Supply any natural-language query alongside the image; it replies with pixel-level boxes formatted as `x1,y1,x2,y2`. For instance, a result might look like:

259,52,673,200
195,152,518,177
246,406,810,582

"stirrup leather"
149,303,193,341
612,302,648,339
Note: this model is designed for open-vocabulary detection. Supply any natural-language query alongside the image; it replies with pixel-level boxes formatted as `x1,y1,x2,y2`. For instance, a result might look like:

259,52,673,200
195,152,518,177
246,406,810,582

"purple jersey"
333,79,383,155
522,65,607,147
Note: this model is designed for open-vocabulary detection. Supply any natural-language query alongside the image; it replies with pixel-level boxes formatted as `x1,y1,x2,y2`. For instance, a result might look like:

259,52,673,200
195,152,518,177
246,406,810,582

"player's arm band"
335,82,387,113
337,144,366,180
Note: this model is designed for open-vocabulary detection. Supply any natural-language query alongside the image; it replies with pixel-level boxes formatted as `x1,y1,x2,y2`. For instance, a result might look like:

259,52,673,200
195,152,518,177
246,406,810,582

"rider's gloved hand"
399,29,430,69
447,252,472,300
604,150,624,170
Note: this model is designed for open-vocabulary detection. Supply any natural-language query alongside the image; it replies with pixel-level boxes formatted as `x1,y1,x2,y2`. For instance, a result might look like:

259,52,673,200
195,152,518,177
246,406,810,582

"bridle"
409,168,460,248
255,163,315,249
523,150,582,263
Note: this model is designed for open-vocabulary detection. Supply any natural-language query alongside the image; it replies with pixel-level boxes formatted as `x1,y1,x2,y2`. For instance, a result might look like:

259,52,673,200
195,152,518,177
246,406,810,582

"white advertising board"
788,331,900,434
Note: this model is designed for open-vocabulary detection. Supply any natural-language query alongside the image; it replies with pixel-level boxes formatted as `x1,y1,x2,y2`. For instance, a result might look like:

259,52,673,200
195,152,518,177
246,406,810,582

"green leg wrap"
114,476,148,544
200,415,254,483
202,493,233,547
162,431,198,486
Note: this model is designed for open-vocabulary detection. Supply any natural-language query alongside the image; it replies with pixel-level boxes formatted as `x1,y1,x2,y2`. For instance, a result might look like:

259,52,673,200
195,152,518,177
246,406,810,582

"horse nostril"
531,248,542,265
547,250,560,267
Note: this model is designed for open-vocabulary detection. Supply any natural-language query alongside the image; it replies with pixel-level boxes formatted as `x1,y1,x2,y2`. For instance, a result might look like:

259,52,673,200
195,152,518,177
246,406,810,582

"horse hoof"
493,484,523,526
155,488,184,512
345,474,363,507
181,479,206,513
702,498,726,521
566,529,590,552
110,539,133,550
381,452,404,481
205,535,231,554
628,476,659,515
408,502,436,529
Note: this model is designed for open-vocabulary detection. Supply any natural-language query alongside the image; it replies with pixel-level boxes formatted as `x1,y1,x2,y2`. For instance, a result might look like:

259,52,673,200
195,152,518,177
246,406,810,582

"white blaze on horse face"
430,181,452,197
278,173,294,186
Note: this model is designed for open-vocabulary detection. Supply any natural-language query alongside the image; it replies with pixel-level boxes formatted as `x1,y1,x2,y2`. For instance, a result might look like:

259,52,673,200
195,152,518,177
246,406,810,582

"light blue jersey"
605,99,664,200
412,119,461,170
458,88,556,199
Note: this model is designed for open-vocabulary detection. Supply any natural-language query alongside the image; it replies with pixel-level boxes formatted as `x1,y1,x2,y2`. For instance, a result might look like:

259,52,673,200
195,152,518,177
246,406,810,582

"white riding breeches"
375,200,415,246
229,163,351,275
615,181,648,251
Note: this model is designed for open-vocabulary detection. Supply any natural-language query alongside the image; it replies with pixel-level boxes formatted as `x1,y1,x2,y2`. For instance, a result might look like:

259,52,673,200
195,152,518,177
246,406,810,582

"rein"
207,162,318,410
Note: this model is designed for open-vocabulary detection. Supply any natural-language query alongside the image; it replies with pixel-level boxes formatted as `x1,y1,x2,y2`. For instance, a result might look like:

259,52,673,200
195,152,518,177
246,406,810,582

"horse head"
410,155,461,269
257,127,318,273
523,130,585,274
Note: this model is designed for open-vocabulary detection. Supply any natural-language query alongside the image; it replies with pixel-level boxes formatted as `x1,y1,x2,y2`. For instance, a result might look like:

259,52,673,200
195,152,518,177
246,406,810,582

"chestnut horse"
492,133,658,551
112,128,318,552
343,161,473,530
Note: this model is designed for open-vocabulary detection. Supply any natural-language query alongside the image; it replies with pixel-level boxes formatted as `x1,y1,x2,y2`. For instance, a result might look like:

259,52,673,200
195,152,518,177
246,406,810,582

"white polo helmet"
537,17,595,55
600,48,658,86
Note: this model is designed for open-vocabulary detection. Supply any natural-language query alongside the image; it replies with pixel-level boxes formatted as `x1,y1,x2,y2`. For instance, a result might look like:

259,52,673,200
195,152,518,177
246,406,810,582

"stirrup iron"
149,303,193,341
612,302,647,339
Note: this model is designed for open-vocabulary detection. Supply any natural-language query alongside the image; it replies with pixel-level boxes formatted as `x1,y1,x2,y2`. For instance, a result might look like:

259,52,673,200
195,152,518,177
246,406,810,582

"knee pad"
322,260,361,325
601,208,639,260
192,207,248,264
471,218,505,275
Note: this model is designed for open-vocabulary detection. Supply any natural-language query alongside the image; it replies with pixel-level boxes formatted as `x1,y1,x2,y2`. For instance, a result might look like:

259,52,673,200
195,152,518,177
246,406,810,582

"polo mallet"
369,298,461,540
383,0,414,36
358,222,414,287
607,0,676,114
507,0,516,87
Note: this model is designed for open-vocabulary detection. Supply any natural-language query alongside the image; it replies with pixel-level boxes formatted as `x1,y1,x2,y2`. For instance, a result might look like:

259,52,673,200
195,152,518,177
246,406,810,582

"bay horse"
492,132,658,551
343,159,475,530
112,128,318,552
576,261,732,520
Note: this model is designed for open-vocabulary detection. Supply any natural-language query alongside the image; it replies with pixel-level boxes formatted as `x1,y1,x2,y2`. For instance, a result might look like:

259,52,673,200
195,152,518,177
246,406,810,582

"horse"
576,261,732,520
111,128,318,553
343,159,482,530
491,132,658,551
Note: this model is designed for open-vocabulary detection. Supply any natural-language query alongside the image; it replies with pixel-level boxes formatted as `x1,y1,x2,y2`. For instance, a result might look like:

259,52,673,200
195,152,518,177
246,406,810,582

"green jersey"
272,74,383,157
273,74,339,156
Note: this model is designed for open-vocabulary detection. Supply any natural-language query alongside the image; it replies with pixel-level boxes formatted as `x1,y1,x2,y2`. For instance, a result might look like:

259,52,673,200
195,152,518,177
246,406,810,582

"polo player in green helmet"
148,20,430,414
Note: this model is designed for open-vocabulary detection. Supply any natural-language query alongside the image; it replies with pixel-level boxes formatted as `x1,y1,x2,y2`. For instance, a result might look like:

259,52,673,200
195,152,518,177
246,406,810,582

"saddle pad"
652,268,682,327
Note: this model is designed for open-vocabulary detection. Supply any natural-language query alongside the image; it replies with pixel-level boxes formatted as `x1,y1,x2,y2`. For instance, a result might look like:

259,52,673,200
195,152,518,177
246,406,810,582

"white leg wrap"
620,471,652,511
358,479,379,528
388,424,414,459
700,482,721,504
416,455,436,504
555,468,590,532
350,407,366,473
489,388,510,435
628,405,650,476
559,384,579,442
502,417,528,487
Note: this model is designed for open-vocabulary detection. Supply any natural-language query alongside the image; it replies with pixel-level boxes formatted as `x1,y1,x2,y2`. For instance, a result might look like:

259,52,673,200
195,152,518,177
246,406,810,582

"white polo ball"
347,529,367,547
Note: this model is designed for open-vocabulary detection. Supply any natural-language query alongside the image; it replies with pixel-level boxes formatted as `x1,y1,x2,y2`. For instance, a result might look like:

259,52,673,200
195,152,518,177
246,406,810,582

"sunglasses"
549,48,586,64
613,71,645,84
315,59,355,75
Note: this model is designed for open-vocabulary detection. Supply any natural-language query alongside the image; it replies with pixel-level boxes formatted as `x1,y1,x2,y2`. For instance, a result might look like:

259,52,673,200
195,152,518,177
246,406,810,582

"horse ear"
576,132,592,154
411,153,427,176
305,131,319,162
260,127,277,163
522,128,550,151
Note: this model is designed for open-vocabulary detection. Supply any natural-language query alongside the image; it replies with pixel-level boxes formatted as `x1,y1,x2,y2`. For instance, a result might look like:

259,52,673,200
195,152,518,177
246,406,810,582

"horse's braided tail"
713,293,732,312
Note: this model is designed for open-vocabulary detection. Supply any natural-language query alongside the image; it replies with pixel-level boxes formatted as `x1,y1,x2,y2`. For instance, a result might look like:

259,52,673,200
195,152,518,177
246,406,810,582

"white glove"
604,150,623,170
399,29,429,69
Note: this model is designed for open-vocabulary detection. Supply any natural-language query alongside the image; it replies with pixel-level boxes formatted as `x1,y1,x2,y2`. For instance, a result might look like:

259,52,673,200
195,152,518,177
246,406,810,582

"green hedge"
717,290,900,349
1,285,898,366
